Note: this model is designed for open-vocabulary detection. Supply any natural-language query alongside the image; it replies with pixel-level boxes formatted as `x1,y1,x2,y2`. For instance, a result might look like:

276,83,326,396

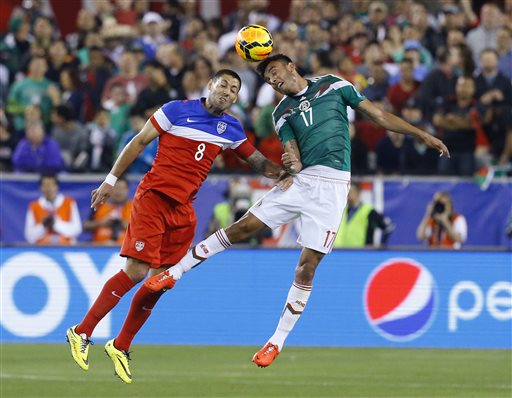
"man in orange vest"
84,177,132,244
417,191,467,249
24,174,82,245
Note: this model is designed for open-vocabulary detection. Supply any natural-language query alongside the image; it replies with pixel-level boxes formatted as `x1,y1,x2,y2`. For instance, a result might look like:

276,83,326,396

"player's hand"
91,182,115,210
276,170,293,191
423,134,450,158
282,152,302,174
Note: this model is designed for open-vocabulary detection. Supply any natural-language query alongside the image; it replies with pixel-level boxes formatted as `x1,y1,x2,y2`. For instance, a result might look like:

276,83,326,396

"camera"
432,201,446,215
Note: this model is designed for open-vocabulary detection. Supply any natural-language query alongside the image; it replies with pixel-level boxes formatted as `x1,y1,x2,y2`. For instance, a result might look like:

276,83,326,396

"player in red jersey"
66,69,291,383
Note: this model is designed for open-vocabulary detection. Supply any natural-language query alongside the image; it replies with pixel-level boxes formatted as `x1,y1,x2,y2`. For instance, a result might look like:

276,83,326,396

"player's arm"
357,99,450,157
245,150,293,191
91,120,160,210
282,139,302,174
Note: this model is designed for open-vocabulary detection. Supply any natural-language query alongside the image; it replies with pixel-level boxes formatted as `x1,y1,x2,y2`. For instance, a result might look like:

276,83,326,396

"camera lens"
433,201,445,214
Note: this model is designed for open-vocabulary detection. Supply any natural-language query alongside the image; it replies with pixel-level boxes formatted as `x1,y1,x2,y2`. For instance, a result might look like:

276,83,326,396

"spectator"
466,3,502,65
417,191,467,249
32,16,55,55
101,50,149,105
155,43,187,100
84,177,132,245
103,83,132,140
134,62,172,118
137,11,172,61
334,183,394,248
0,119,16,172
114,0,138,26
22,104,44,140
86,108,116,173
474,48,512,163
408,1,443,57
364,1,388,42
433,76,478,176
66,8,98,52
83,46,113,120
6,56,56,132
0,17,31,82
392,39,431,82
496,27,512,81
309,49,336,76
386,58,420,114
12,121,65,173
361,62,389,101
46,40,79,84
418,47,458,122
117,110,156,174
51,105,89,172
183,56,214,99
24,174,82,245
59,67,85,121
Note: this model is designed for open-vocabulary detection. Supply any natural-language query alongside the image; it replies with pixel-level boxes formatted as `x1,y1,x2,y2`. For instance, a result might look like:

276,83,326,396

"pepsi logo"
364,259,437,342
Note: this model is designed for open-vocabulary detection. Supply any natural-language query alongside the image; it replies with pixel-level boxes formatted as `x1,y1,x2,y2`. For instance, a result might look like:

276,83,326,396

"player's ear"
207,79,213,91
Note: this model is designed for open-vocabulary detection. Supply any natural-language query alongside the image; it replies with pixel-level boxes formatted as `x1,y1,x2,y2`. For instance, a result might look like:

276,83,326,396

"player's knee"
124,258,150,283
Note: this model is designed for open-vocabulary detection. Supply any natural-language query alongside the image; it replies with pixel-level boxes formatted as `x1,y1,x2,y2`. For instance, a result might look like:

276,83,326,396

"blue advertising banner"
1,177,511,247
1,248,510,348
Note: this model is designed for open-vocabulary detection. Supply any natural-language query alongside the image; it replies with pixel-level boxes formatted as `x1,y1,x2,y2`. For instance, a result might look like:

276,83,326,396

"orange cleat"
144,271,177,293
252,342,280,368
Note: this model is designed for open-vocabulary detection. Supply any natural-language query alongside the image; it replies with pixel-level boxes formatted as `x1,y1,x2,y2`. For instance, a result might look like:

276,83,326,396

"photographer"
24,174,82,245
417,191,467,249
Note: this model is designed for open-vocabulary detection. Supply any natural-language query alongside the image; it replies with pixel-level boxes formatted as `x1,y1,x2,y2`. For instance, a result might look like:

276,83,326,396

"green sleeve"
276,120,295,146
6,82,24,115
339,84,366,108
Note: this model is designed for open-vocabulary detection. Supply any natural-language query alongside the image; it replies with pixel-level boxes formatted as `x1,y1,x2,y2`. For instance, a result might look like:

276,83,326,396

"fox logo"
200,243,209,254
295,300,306,308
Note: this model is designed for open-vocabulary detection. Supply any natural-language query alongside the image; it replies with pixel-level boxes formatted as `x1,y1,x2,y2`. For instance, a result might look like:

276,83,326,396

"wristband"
105,173,118,186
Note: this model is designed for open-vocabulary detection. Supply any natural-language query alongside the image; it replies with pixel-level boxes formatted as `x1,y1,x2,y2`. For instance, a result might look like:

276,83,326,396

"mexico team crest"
299,100,311,111
217,121,227,134
135,241,145,251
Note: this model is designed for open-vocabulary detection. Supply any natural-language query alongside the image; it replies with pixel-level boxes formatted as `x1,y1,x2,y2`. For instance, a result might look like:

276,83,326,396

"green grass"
1,344,510,397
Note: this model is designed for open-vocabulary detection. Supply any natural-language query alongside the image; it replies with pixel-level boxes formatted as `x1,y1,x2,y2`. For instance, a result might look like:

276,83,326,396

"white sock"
168,229,231,280
267,282,312,351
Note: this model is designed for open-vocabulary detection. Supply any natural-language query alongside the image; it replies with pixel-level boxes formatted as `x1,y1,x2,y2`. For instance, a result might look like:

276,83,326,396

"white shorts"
249,165,351,254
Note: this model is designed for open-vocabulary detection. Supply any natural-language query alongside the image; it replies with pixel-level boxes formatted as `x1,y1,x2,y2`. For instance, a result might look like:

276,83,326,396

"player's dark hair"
256,54,294,77
212,69,242,88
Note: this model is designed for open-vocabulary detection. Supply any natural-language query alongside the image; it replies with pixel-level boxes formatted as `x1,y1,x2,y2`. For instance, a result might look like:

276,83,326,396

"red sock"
114,285,164,352
76,270,135,337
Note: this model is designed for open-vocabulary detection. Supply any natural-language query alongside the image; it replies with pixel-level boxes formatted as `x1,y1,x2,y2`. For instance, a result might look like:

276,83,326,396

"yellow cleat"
66,325,93,371
104,339,133,384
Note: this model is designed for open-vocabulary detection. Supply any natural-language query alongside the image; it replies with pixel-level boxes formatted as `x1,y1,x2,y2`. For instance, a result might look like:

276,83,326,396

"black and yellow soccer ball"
235,24,273,62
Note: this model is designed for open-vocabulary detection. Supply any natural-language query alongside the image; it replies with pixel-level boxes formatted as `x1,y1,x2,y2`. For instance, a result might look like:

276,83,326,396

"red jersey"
140,99,255,203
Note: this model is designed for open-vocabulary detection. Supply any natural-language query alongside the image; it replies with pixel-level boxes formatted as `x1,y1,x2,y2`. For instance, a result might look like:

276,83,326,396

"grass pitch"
1,344,510,397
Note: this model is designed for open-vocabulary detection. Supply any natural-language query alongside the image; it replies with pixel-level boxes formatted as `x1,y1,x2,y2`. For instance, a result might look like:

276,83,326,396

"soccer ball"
235,25,273,62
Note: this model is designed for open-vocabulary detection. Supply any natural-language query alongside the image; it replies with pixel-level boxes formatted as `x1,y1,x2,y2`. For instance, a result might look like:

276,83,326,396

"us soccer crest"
217,121,227,134
135,241,145,251
299,100,311,112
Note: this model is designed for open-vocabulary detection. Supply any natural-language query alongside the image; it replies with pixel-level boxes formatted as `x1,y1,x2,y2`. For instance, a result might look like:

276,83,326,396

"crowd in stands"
1,0,512,178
